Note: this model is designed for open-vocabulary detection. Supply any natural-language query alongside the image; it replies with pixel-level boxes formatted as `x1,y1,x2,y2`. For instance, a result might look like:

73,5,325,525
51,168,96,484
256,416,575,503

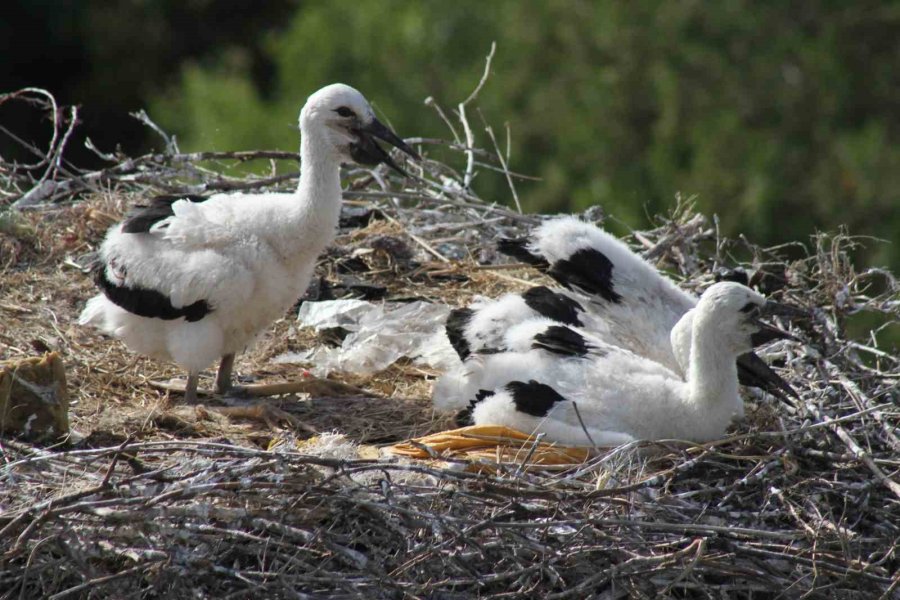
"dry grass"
1,86,898,599
0,197,524,447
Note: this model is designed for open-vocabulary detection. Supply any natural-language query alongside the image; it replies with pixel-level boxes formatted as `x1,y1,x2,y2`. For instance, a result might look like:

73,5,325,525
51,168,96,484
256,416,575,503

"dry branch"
1,86,898,599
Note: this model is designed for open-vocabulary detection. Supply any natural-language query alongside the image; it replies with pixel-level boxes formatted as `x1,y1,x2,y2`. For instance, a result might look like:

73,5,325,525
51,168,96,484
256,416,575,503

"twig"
482,117,522,213
570,401,599,449
458,42,497,189
48,561,165,600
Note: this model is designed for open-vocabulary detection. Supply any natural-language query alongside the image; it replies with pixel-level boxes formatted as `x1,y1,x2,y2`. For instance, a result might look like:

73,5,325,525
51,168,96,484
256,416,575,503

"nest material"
0,352,69,440
389,424,595,468
1,86,899,598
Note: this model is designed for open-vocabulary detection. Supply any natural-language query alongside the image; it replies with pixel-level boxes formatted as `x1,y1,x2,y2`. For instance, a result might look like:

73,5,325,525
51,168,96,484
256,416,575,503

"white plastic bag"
275,300,460,376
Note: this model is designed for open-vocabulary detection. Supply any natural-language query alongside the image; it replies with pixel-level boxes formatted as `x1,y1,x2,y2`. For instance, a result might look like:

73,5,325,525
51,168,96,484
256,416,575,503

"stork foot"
216,383,250,398
215,402,317,433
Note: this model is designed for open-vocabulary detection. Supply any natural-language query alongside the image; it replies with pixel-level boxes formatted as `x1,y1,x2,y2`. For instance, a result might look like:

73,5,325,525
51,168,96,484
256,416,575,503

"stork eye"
334,106,354,118
740,302,759,314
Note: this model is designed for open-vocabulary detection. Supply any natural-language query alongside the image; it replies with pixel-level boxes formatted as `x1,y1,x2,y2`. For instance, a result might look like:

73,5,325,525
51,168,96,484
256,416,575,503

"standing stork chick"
80,84,418,402
460,282,779,445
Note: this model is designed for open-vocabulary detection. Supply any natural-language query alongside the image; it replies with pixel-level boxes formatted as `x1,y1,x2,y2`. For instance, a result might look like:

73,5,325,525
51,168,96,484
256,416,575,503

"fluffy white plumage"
433,216,798,444
80,83,417,401
519,216,695,371
455,282,768,445
437,217,793,409
439,217,696,382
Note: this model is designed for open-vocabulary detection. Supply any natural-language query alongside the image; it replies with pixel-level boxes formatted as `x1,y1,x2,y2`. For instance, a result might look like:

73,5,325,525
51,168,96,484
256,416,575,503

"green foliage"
154,58,286,152
152,0,900,270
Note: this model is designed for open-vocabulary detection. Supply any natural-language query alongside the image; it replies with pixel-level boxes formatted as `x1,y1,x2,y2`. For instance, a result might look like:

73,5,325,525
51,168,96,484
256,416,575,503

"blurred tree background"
3,0,899,270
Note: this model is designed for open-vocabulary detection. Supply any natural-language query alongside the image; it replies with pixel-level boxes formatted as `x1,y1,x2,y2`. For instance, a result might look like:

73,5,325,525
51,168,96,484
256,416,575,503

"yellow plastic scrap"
388,425,593,467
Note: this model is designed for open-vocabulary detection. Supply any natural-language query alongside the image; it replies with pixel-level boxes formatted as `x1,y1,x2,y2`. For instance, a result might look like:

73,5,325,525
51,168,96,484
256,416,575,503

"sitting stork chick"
80,84,418,403
455,282,784,445
497,216,796,399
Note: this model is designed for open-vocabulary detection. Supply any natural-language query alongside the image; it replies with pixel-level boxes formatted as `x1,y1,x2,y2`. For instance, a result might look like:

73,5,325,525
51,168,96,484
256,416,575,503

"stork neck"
297,129,342,199
687,312,740,407
670,310,694,376
264,128,343,265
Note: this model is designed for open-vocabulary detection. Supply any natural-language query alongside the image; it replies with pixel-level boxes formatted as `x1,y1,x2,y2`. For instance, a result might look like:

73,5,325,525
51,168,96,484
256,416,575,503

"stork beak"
737,352,798,400
760,300,808,319
735,300,801,400
751,322,797,346
350,117,419,176
748,301,801,346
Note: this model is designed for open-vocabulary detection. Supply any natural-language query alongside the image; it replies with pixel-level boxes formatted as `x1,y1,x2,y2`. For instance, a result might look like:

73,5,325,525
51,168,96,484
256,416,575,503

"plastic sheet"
275,300,461,376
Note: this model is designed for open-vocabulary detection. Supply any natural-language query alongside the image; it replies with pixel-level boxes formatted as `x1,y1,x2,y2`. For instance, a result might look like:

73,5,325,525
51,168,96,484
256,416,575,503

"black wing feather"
94,263,212,322
547,248,622,304
532,325,596,358
497,238,549,269
445,308,475,360
507,380,568,417
455,389,495,427
121,194,210,234
522,286,584,326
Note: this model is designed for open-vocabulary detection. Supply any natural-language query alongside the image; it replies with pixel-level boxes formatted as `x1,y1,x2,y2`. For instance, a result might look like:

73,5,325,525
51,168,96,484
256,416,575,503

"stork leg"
184,370,200,403
216,353,237,394
212,353,312,431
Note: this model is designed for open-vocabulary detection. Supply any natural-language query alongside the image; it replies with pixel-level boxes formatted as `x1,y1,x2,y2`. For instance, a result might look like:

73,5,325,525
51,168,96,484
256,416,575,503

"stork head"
694,282,774,355
300,83,419,175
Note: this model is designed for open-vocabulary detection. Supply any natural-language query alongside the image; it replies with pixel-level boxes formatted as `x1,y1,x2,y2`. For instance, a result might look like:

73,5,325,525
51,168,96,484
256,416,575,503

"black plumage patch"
547,248,622,303
497,238,549,269
522,286,584,326
445,308,474,360
714,267,750,286
532,325,597,358
455,389,495,427
474,347,504,356
121,194,210,234
95,264,212,322
506,380,568,418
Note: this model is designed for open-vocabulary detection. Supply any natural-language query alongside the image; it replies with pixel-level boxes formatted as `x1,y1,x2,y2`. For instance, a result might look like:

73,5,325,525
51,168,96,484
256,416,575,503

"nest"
1,82,899,598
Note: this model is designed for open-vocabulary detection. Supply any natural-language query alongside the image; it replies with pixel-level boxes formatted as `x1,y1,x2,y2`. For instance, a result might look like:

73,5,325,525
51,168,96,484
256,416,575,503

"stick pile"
1,85,898,599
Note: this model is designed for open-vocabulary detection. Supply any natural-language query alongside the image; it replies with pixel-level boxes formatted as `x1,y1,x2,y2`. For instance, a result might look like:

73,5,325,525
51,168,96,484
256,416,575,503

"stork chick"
80,84,418,402
457,282,779,445
494,217,796,398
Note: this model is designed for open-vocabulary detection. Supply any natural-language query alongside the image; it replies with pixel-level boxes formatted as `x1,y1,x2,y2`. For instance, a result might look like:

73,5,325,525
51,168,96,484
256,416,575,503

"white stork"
450,282,779,445
80,83,418,402
438,217,795,407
